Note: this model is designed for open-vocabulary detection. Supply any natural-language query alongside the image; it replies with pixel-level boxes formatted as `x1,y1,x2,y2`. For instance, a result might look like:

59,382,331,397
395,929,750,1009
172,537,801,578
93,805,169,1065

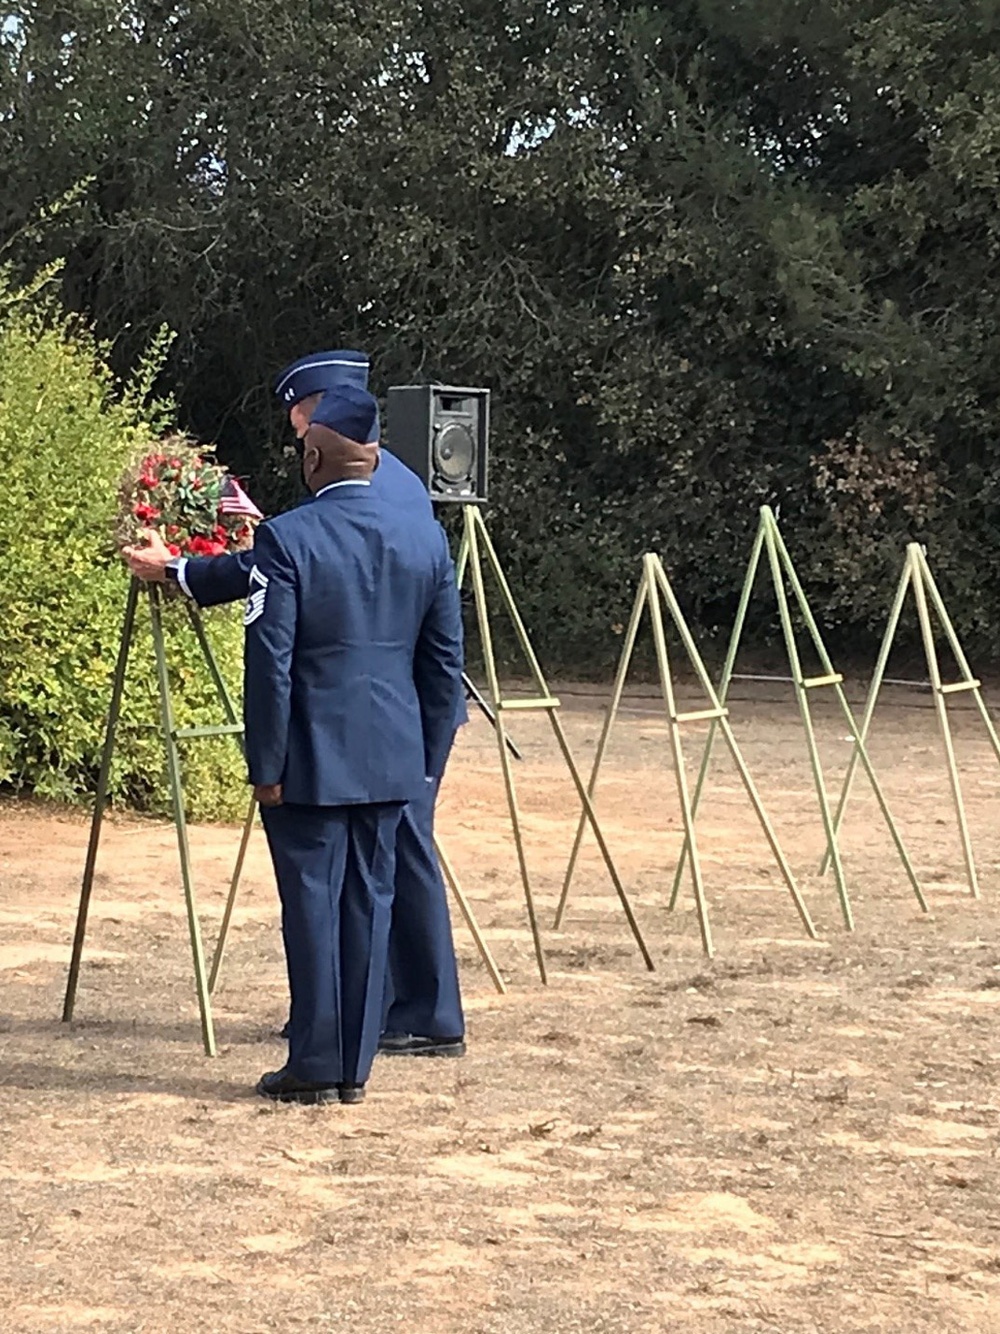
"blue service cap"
311,385,380,444
273,349,370,407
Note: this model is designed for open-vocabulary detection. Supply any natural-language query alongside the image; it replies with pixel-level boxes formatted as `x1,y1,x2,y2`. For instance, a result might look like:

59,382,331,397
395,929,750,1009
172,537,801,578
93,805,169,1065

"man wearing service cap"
124,350,468,1060
133,349,372,607
245,384,463,1103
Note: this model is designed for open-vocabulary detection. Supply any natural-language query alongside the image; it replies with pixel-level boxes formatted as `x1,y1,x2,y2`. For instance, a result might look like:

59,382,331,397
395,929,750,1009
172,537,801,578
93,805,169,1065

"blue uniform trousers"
261,801,402,1085
382,775,464,1040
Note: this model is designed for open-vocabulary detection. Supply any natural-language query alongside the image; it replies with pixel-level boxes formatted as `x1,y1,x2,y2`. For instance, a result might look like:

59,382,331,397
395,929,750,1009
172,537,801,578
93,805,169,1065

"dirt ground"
3,682,1000,1333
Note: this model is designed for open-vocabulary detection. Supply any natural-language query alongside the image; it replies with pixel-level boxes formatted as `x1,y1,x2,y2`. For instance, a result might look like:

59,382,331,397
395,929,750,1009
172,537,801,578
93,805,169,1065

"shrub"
0,275,247,819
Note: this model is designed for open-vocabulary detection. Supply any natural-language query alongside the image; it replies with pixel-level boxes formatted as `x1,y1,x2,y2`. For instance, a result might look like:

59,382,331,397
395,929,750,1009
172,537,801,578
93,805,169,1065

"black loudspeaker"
386,384,489,504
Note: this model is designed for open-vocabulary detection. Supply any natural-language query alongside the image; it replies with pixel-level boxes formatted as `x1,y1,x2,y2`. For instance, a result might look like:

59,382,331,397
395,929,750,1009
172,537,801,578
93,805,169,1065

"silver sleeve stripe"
244,589,267,626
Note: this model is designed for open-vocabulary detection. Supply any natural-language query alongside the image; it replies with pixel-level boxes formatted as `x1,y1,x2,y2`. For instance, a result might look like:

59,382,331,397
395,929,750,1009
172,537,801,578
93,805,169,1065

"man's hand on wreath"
254,784,283,808
123,528,172,582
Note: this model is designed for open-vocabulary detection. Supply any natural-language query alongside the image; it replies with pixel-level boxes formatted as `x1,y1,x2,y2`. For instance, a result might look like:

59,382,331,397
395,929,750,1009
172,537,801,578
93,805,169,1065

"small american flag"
218,476,263,519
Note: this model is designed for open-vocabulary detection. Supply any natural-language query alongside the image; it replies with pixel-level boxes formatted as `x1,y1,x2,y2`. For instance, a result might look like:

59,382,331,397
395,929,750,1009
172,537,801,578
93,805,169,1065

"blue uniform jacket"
243,482,464,806
184,450,431,608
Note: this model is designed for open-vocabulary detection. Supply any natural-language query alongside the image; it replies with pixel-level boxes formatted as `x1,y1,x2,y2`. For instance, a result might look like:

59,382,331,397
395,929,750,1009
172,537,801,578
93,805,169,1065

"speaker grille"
434,421,476,484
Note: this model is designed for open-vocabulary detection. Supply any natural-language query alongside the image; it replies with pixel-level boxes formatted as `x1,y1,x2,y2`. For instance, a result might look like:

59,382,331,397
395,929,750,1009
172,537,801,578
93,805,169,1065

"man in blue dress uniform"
246,386,464,1104
123,350,467,1057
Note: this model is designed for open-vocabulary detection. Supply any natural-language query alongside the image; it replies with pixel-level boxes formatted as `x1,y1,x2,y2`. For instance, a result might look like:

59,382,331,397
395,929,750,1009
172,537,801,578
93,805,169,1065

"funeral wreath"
117,432,261,559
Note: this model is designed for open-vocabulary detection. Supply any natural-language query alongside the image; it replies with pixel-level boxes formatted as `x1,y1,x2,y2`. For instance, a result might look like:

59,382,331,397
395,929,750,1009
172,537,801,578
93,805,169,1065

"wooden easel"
672,507,927,930
454,505,655,983
63,580,222,1054
823,542,1000,898
554,553,816,957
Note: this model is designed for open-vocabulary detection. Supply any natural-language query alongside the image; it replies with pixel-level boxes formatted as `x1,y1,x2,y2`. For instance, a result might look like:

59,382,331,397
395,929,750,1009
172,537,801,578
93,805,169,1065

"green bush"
0,275,246,819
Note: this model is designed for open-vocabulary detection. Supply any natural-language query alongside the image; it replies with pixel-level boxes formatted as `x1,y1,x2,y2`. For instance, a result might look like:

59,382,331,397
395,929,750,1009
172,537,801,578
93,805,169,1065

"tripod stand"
463,671,522,760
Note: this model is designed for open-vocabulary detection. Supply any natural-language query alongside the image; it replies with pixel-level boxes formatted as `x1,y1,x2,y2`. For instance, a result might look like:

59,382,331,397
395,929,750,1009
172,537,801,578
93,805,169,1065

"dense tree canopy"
3,0,1000,670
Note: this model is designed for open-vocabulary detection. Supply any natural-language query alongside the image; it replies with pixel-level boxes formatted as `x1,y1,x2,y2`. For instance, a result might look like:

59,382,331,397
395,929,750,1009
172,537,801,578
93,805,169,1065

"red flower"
186,534,229,557
134,502,160,522
167,543,181,556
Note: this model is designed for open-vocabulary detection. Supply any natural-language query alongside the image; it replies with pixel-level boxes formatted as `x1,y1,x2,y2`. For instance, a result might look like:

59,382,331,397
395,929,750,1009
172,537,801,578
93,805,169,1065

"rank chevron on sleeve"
243,565,269,626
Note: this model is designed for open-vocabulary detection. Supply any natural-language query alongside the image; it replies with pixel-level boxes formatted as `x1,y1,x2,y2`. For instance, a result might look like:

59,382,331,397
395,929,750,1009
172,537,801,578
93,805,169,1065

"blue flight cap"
273,349,370,407
311,385,380,444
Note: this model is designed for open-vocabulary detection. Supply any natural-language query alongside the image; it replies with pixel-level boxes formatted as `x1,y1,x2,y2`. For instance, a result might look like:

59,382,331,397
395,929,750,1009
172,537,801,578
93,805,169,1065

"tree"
2,0,1000,673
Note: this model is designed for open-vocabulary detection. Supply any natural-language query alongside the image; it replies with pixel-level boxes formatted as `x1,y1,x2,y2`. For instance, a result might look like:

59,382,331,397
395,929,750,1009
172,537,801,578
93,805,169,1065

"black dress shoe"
378,1033,466,1058
337,1083,366,1105
256,1067,339,1105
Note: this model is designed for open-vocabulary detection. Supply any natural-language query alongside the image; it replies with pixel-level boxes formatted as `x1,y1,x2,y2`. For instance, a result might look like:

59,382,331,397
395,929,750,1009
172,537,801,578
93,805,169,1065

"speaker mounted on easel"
386,384,489,504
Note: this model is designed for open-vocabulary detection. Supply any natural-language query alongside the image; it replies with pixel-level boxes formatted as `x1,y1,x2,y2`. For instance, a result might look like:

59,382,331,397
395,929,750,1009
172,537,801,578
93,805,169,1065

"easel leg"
185,601,242,727
917,549,1000,765
472,510,653,971
821,554,912,875
434,836,507,994
910,548,978,898
669,521,766,911
547,711,655,969
208,794,258,994
464,508,548,984
763,516,854,930
457,524,524,754
644,555,714,955
649,560,817,940
770,520,927,913
148,588,217,1056
554,572,648,929
189,600,259,993
63,578,140,1023
717,713,818,938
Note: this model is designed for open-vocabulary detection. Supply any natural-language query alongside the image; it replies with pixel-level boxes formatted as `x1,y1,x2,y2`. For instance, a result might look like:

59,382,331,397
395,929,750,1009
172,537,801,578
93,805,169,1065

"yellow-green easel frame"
454,505,655,984
822,542,1000,898
670,506,927,931
554,553,816,957
62,578,234,1055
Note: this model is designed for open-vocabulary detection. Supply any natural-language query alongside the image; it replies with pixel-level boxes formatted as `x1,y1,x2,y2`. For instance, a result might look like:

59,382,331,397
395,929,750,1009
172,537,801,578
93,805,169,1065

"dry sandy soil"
3,682,1000,1333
